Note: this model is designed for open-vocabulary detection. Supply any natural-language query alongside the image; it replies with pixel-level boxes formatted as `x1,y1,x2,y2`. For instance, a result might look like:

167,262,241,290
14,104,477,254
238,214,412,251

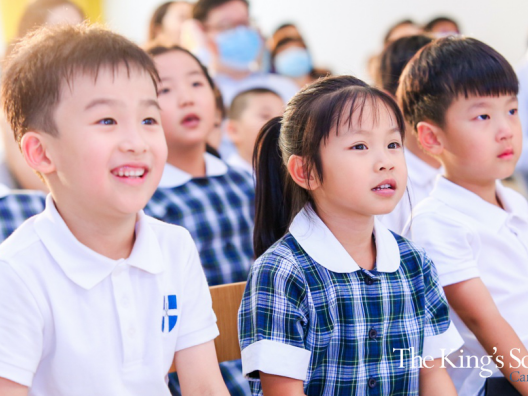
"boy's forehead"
60,64,156,97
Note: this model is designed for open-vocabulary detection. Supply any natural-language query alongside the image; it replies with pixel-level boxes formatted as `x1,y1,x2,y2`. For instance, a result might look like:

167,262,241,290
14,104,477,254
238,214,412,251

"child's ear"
287,155,320,191
20,131,56,175
225,120,241,144
416,121,444,156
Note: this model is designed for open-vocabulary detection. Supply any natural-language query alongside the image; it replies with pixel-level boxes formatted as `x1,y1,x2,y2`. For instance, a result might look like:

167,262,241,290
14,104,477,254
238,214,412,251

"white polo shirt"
403,176,528,396
0,195,219,395
379,150,442,234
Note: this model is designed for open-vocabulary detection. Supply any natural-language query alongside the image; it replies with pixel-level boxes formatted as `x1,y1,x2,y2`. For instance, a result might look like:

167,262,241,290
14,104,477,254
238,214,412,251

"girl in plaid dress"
238,75,463,396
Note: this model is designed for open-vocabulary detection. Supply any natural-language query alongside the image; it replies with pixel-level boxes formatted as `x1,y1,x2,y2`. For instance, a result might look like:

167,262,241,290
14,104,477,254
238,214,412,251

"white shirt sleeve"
405,213,480,287
0,261,44,386
174,234,219,352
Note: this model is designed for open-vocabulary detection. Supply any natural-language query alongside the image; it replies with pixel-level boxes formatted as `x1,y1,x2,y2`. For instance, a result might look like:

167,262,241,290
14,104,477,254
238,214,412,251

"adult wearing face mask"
183,0,299,106
272,37,330,89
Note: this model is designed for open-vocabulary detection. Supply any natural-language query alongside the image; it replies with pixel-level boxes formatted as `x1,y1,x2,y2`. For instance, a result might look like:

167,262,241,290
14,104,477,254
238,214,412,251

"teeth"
373,184,391,191
112,168,146,178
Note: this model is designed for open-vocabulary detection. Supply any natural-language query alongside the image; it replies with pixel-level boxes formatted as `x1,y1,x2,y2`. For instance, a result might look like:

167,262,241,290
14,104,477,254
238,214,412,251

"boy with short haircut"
226,88,284,174
0,24,228,396
400,36,528,395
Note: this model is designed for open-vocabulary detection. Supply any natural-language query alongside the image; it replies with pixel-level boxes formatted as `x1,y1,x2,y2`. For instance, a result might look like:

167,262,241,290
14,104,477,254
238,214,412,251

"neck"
443,168,501,207
167,143,206,177
239,148,253,167
292,74,312,88
52,195,137,260
315,203,376,270
216,62,252,80
405,132,441,169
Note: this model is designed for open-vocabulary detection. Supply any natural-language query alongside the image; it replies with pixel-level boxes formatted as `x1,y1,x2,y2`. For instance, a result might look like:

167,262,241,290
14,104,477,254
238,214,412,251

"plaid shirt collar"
289,206,400,273
33,195,165,290
159,153,228,188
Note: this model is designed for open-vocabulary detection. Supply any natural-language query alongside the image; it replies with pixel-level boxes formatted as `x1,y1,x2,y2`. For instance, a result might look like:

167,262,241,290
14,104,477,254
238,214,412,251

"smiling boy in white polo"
0,24,228,396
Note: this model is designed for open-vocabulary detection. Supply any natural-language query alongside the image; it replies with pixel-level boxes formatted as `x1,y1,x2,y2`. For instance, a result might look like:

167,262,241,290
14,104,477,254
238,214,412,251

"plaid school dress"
239,207,463,396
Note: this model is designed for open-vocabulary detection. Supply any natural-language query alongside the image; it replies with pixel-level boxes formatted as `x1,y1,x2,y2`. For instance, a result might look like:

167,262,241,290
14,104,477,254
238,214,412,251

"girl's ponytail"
253,116,291,257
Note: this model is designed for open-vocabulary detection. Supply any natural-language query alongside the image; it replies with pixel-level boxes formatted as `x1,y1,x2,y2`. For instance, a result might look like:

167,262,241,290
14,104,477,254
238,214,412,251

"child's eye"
509,108,518,116
388,142,401,149
476,114,490,120
142,118,158,125
351,143,367,150
192,81,203,88
97,118,116,125
158,88,170,95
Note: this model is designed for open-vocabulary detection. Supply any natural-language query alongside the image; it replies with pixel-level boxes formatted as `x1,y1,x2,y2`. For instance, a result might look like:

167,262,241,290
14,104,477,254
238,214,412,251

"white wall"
104,0,528,81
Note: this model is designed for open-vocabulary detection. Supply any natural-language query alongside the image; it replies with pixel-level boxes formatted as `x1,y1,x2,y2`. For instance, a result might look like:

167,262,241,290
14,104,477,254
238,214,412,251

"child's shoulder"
0,214,42,262
252,233,307,275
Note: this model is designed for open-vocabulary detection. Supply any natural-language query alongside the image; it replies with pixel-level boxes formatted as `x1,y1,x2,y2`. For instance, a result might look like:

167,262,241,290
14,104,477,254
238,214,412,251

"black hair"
378,34,434,96
193,0,249,23
146,45,215,90
424,16,460,33
253,75,406,256
398,36,518,131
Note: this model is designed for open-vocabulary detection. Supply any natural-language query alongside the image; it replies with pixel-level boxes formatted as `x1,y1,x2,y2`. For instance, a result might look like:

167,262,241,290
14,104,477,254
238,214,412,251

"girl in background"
147,1,192,47
238,75,462,395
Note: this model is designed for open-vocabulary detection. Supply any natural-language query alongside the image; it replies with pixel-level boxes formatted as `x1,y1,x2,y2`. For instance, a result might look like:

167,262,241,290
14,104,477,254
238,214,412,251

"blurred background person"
147,1,192,47
180,0,299,106
225,87,284,173
423,15,460,37
267,22,301,52
1,0,85,191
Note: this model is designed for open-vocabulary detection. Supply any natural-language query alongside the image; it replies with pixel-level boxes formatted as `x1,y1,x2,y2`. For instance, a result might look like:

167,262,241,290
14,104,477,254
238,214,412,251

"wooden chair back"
169,281,247,372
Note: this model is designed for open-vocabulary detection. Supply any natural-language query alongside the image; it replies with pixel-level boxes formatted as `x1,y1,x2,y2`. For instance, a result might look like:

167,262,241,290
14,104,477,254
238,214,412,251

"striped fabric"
239,232,451,396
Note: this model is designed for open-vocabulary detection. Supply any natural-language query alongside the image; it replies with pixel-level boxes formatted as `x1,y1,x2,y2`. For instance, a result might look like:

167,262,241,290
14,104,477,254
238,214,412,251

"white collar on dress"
289,206,401,273
430,176,528,231
158,152,228,188
33,195,165,290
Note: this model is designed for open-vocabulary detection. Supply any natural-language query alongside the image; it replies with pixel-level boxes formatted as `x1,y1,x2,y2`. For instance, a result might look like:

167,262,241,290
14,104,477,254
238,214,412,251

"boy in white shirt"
0,24,228,396
226,88,284,174
401,36,528,395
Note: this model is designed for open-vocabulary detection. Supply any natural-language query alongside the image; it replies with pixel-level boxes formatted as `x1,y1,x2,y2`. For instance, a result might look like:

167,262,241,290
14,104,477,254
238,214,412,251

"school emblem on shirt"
162,295,178,333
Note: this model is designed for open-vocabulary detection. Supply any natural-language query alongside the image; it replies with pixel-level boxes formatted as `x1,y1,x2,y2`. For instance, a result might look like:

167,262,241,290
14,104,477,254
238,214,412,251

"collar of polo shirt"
289,206,401,273
430,176,528,232
33,195,166,290
405,150,443,188
158,153,228,188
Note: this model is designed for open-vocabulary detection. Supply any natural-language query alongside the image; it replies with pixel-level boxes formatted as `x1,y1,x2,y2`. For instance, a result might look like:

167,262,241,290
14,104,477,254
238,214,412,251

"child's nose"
376,150,396,171
496,117,515,141
178,87,194,107
120,125,148,153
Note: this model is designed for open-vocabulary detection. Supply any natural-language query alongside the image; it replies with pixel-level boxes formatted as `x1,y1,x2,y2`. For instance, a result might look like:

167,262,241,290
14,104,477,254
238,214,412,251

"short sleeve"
421,254,464,358
0,261,44,386
238,254,311,381
174,235,219,352
404,212,480,286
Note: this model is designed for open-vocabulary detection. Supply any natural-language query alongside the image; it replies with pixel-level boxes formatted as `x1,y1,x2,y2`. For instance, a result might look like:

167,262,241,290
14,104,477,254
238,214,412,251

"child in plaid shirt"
144,46,254,396
238,76,463,395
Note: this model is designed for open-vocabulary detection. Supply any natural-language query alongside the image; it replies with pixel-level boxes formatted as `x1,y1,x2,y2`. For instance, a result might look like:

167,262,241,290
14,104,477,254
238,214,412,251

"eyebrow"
469,96,518,110
346,127,401,135
84,98,160,111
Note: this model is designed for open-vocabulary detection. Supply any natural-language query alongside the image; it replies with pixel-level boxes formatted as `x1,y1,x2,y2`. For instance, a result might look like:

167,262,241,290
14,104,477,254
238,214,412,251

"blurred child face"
436,94,521,184
44,66,167,218
46,4,83,26
154,50,216,150
312,100,407,218
160,2,192,45
229,93,284,163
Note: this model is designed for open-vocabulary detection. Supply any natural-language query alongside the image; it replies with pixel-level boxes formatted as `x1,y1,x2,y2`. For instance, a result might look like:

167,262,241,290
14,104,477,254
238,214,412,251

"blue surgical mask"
274,47,312,78
215,26,262,71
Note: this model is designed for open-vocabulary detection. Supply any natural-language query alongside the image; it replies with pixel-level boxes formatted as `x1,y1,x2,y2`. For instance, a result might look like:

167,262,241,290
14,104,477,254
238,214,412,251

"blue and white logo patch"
162,295,178,333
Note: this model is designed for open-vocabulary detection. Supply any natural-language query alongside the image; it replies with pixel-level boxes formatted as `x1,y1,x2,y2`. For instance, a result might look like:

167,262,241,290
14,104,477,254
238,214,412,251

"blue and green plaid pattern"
0,190,45,242
145,167,254,396
144,167,254,286
239,232,451,396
